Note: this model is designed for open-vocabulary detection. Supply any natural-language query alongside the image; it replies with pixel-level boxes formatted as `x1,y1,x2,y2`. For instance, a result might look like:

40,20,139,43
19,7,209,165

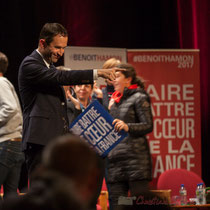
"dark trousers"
108,180,150,210
89,156,105,210
18,162,28,192
0,140,24,198
24,143,44,180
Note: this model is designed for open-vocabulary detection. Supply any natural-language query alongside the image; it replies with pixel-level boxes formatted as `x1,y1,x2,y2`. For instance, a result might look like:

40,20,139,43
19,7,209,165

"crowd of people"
0,22,171,210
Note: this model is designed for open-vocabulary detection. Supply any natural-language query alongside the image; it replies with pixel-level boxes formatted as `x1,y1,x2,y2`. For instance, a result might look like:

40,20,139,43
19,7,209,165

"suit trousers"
108,180,149,210
24,143,44,179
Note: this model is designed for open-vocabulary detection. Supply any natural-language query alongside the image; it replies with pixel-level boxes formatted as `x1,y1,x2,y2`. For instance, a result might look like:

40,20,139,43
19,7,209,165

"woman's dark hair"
116,63,145,89
39,23,68,45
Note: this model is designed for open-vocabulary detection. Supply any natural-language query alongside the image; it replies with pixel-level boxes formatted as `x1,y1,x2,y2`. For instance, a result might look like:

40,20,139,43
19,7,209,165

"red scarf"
111,84,138,103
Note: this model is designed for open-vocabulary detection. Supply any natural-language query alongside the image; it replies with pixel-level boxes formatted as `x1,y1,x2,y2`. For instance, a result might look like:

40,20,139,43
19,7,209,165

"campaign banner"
127,49,201,188
69,100,128,157
64,46,127,88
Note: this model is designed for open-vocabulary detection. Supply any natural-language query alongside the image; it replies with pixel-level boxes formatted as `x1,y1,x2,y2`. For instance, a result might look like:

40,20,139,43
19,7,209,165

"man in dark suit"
18,23,118,177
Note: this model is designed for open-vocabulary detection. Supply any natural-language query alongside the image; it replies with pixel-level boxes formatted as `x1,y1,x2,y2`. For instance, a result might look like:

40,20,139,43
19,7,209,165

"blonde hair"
102,58,121,69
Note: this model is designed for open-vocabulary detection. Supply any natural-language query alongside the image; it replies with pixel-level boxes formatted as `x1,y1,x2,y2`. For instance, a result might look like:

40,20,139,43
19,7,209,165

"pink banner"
127,50,201,188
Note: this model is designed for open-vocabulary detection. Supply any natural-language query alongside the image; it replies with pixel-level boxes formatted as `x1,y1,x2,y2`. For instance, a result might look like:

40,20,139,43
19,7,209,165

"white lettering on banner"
83,116,112,144
78,118,91,129
149,141,160,154
149,139,196,178
97,129,120,152
96,116,113,132
84,127,121,148
73,107,122,154
97,129,121,152
183,85,194,100
168,140,194,154
147,84,194,101
151,102,194,116
83,107,100,121
78,107,100,129
153,154,195,178
153,118,194,139
149,140,194,155
98,141,108,151
132,55,194,68
104,129,121,144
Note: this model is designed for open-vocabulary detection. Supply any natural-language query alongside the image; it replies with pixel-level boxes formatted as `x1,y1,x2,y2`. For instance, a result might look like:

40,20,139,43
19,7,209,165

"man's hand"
97,67,125,81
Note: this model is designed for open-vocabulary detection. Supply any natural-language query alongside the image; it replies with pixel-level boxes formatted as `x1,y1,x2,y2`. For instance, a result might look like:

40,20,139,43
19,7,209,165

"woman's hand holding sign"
113,119,129,132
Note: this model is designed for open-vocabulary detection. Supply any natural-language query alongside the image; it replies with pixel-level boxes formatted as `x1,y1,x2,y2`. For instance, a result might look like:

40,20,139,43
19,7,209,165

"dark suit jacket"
18,50,94,150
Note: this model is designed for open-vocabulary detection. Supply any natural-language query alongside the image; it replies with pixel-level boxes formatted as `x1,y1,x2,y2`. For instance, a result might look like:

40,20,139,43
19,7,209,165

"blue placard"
69,100,128,157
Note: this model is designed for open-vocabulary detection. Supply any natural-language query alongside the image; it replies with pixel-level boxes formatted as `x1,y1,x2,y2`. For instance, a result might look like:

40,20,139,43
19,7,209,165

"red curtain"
60,0,99,46
177,0,210,185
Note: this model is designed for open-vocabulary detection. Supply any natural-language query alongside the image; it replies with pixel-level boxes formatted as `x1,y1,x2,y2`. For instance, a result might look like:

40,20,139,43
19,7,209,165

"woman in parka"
107,63,153,209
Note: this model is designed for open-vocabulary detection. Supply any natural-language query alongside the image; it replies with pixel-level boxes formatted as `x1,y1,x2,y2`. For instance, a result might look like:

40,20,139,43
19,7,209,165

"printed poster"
69,100,128,157
127,49,201,188
64,46,127,88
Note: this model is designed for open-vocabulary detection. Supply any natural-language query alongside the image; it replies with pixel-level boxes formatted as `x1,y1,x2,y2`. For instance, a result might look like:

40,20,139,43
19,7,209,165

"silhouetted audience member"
33,134,103,210
0,170,85,210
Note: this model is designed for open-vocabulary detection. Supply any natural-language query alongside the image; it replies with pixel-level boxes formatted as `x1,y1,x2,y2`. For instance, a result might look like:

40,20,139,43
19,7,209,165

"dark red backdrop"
0,0,209,186
176,0,210,187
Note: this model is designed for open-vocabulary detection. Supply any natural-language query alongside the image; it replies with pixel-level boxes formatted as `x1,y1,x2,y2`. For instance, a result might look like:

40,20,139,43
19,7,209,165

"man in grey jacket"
0,51,24,198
